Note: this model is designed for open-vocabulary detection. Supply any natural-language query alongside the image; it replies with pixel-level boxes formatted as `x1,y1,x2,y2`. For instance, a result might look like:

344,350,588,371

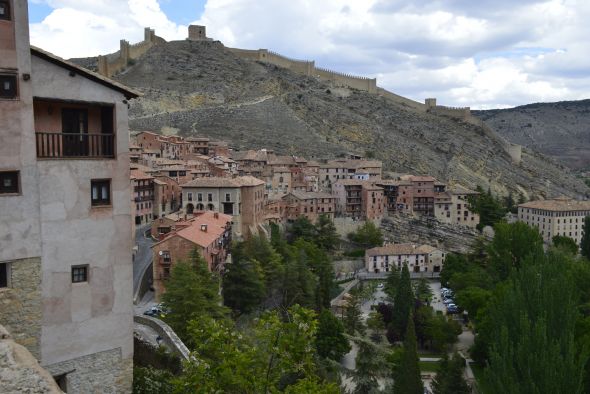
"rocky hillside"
474,100,590,171
75,39,589,199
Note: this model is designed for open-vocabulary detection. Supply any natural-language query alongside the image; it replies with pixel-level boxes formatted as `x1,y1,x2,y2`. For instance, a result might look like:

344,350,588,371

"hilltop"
474,100,590,171
73,39,589,199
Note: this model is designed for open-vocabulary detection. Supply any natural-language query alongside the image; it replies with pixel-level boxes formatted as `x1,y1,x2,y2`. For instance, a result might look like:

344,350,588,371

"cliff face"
474,100,590,171
75,39,589,199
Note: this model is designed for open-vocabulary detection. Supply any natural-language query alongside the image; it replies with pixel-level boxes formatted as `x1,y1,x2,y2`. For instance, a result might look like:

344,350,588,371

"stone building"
434,185,480,228
181,176,266,239
0,2,137,391
518,197,590,245
131,168,155,226
319,159,382,191
332,180,386,221
365,244,445,274
152,211,232,299
282,191,336,222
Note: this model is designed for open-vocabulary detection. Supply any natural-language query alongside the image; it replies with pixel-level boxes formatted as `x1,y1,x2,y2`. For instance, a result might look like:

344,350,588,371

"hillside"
76,39,589,199
474,100,590,171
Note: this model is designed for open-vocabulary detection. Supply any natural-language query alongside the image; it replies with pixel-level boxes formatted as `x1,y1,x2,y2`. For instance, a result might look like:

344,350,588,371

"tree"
343,289,365,336
350,338,383,394
281,248,317,309
413,277,433,303
384,266,400,300
315,309,351,361
233,236,285,296
293,239,335,310
393,318,423,394
468,186,507,230
290,216,317,242
222,258,266,315
348,221,384,249
315,214,340,251
553,234,579,255
582,216,590,259
431,353,470,394
133,366,174,394
487,221,544,281
390,264,414,341
484,255,587,393
454,286,492,321
161,251,227,344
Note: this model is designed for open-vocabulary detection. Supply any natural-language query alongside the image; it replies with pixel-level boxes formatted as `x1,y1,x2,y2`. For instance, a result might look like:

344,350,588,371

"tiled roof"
366,243,439,257
285,191,334,201
518,197,590,212
181,176,265,188
175,212,232,248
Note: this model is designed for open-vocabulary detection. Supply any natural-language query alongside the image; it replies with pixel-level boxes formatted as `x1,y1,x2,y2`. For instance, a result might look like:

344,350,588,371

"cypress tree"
391,264,414,341
393,318,423,394
384,266,400,300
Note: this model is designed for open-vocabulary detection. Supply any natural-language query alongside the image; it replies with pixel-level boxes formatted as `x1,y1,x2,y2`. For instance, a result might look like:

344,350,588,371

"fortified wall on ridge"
93,25,522,164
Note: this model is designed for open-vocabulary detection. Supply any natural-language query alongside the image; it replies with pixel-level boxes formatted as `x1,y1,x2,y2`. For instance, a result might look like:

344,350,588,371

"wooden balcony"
36,133,115,159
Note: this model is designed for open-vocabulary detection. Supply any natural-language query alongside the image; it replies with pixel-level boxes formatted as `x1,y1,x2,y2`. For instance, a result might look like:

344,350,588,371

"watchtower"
188,25,207,41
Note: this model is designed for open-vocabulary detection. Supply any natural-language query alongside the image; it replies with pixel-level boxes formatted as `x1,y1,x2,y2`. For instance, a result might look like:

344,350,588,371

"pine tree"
316,309,351,361
222,258,266,315
384,266,400,300
343,289,365,336
393,318,423,394
432,353,470,394
161,251,227,344
351,338,382,394
315,214,340,251
390,264,414,341
582,216,590,259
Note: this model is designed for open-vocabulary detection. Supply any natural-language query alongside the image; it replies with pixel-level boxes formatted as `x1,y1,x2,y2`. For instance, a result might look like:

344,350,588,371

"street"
133,224,154,295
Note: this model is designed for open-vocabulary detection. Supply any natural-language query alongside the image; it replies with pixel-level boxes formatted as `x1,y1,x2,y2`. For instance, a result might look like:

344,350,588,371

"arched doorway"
196,203,204,211
207,203,214,211
186,203,194,214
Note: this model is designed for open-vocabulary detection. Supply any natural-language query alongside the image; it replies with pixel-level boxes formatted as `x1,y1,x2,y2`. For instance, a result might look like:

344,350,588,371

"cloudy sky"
29,0,590,109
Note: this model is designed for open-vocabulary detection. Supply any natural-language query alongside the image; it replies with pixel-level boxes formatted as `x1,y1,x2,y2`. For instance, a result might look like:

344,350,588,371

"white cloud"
29,0,590,108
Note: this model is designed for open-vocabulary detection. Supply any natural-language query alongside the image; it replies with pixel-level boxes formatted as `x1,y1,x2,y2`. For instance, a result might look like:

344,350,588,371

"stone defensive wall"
97,28,165,78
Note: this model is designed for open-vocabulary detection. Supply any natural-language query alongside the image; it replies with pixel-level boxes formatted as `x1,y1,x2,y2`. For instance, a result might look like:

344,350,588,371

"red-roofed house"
152,211,232,299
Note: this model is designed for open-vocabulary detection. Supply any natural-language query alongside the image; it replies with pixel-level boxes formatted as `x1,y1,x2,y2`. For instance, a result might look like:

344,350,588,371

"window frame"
71,265,89,283
0,1,10,21
0,74,17,99
91,179,111,207
0,170,20,195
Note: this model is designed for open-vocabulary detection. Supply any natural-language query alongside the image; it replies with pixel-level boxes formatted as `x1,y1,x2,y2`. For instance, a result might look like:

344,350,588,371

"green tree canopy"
348,221,384,249
390,264,414,341
553,234,579,255
343,289,365,336
161,251,227,344
393,318,423,394
222,258,266,316
581,216,590,259
315,214,341,251
315,309,351,361
432,353,470,394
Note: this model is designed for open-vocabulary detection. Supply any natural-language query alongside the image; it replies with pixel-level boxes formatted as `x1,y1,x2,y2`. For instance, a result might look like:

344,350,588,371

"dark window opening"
54,373,68,392
91,179,111,206
0,74,17,99
71,265,88,283
0,171,19,194
0,262,9,288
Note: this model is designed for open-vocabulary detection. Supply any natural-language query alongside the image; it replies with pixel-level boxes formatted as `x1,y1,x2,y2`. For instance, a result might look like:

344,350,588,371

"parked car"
447,305,459,314
443,298,455,305
377,283,384,289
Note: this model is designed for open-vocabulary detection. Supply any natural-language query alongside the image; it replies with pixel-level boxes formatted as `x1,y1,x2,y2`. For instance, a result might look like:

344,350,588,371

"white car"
377,283,384,289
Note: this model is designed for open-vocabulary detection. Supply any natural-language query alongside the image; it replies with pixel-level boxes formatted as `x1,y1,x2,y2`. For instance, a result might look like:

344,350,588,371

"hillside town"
2,1,590,394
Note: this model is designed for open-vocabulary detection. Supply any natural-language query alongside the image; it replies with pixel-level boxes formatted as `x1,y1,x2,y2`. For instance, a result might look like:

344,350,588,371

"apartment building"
319,159,382,191
434,185,480,228
282,191,336,222
131,168,155,226
365,244,445,274
518,197,590,245
333,180,386,221
0,2,137,391
181,176,266,239
152,211,232,299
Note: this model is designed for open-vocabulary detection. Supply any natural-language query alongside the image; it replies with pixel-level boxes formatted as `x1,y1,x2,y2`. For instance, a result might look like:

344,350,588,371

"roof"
130,169,154,181
366,243,439,257
154,211,232,248
518,197,590,212
31,47,140,100
181,176,265,188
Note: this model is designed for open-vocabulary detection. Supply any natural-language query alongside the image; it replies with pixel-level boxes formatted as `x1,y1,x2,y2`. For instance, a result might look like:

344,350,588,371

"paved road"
133,224,154,295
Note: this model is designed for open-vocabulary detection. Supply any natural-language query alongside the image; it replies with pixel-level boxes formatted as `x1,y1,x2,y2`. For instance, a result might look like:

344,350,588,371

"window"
0,1,10,20
71,265,88,283
225,193,231,202
0,171,19,194
0,74,18,99
198,193,203,202
208,193,213,202
187,192,193,201
91,179,111,206
0,262,10,288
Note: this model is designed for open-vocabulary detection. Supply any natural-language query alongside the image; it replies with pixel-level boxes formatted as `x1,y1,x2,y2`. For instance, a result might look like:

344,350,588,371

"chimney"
201,224,208,232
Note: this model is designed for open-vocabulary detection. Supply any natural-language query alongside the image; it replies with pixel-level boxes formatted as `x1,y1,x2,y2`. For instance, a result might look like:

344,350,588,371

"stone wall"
134,315,190,361
0,324,62,394
97,28,164,78
0,257,42,359
44,348,132,394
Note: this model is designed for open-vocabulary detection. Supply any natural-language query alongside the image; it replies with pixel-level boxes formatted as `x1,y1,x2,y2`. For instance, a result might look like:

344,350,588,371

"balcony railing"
36,133,115,159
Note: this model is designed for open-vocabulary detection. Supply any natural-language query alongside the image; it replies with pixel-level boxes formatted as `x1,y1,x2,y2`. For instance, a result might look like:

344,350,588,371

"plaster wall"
33,100,106,133
183,186,243,236
31,55,133,368
0,0,42,263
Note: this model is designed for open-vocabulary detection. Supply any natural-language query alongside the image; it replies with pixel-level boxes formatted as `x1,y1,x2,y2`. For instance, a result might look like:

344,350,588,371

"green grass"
419,361,441,373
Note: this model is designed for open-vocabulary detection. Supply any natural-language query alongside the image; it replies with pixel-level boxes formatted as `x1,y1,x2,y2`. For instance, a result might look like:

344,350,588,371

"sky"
28,0,590,109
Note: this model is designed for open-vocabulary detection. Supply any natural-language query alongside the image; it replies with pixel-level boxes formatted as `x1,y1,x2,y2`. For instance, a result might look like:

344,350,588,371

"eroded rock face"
0,325,62,394
75,40,590,199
